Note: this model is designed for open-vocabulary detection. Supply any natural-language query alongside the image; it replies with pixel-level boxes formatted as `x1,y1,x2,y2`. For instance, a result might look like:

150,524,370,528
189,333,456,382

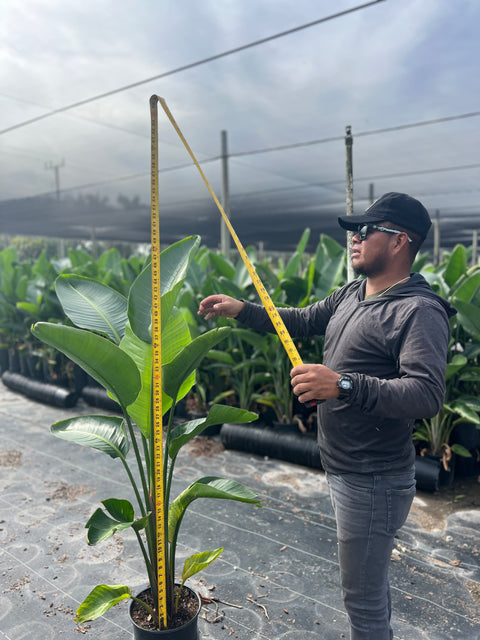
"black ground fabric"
0,383,479,639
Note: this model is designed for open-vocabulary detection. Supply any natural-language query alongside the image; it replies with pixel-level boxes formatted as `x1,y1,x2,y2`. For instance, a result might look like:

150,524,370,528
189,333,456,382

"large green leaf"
161,236,201,293
51,415,129,458
181,548,223,583
168,404,257,459
282,229,311,280
122,309,195,436
281,276,308,305
209,252,236,280
162,327,231,400
121,325,152,437
97,248,123,278
128,236,200,343
127,265,152,342
450,400,480,424
32,322,141,407
451,270,480,303
444,245,467,288
445,354,467,381
55,275,128,344
168,477,261,543
451,444,473,458
86,499,148,545
284,252,301,280
75,585,132,623
127,264,183,344
453,299,480,338
232,327,267,350
213,276,244,299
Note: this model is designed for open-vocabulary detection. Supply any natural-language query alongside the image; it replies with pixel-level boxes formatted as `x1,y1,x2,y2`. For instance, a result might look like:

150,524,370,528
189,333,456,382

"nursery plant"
415,245,480,469
31,236,261,632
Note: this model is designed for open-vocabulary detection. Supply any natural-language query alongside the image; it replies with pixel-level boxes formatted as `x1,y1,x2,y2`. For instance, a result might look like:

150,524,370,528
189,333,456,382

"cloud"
0,0,479,251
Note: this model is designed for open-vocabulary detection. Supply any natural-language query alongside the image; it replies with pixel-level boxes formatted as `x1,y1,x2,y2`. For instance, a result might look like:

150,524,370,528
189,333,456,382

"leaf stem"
124,411,150,509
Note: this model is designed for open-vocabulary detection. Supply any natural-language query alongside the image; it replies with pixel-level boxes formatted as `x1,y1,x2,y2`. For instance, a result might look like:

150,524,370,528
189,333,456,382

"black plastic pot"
221,422,322,469
415,453,455,493
7,348,20,373
452,422,480,451
81,385,120,412
0,347,9,374
1,371,77,408
130,586,201,639
454,453,480,478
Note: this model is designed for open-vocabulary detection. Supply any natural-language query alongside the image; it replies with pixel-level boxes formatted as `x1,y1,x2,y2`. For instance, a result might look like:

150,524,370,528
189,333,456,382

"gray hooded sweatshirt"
237,273,456,474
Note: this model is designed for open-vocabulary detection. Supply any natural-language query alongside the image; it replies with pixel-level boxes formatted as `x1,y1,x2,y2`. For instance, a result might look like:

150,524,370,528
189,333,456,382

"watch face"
338,376,353,393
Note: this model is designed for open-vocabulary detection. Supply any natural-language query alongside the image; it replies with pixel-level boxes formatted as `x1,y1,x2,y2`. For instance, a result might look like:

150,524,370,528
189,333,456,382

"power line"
4,111,475,200
2,159,477,205
0,1,385,136
0,92,148,139
230,111,480,157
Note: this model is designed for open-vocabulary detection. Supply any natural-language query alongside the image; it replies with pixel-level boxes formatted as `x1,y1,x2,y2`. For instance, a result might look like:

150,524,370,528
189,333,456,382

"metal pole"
345,126,354,282
220,130,231,259
433,209,440,267
45,159,65,257
368,182,375,204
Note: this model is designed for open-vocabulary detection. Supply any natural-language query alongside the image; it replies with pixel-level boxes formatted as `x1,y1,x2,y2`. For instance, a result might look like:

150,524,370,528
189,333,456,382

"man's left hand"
290,364,341,403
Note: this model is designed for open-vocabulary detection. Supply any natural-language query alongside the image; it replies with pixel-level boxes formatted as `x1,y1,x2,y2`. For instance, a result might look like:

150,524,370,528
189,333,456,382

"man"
198,192,456,639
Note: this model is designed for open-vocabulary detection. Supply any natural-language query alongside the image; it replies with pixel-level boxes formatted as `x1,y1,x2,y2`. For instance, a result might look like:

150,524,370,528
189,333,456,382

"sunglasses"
355,224,412,243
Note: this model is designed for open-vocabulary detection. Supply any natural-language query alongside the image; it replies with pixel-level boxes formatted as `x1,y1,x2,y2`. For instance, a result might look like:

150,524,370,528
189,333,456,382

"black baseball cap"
338,192,432,239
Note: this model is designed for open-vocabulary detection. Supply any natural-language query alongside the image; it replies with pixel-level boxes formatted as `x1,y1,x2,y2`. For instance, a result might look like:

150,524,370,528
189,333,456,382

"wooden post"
345,126,354,282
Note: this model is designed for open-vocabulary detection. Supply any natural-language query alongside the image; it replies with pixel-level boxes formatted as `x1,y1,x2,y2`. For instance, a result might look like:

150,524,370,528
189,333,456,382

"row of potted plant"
0,244,147,402
412,243,480,489
1,233,480,478
1,230,479,634
173,233,480,486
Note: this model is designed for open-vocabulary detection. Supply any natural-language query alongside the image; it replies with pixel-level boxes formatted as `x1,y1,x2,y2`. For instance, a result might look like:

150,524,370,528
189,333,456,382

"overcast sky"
1,0,479,249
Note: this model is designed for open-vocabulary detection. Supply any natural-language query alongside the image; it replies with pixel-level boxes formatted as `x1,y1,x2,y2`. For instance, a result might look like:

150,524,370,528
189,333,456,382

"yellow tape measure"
157,96,303,369
149,95,168,628
149,94,308,625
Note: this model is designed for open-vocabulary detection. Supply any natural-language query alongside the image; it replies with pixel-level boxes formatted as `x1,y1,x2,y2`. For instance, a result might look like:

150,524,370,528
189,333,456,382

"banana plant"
31,236,261,629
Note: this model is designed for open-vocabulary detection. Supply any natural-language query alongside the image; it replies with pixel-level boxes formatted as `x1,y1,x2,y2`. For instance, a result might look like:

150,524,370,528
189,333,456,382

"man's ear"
392,232,410,253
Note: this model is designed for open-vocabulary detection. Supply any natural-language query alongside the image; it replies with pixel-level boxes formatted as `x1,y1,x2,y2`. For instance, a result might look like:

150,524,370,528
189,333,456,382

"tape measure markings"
149,95,312,627
149,95,168,628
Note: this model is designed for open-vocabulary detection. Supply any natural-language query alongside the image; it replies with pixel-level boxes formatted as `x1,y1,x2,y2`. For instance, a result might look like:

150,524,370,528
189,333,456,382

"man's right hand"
198,295,244,320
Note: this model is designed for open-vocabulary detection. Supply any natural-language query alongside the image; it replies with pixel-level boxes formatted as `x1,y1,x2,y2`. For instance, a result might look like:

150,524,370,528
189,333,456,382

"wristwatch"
337,374,354,400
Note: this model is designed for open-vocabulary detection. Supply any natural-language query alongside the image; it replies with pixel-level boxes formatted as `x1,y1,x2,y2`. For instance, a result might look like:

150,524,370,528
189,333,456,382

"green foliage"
31,236,260,629
4,230,480,627
415,248,480,465
179,232,343,420
0,243,146,383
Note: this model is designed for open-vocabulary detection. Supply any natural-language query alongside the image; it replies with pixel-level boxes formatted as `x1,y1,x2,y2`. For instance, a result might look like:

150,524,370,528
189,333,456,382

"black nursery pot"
81,384,120,412
1,371,77,408
221,422,323,469
415,453,455,493
130,586,201,640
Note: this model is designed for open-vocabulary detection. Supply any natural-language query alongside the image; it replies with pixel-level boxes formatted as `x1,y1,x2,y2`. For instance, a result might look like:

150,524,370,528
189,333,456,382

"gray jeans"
326,468,416,640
